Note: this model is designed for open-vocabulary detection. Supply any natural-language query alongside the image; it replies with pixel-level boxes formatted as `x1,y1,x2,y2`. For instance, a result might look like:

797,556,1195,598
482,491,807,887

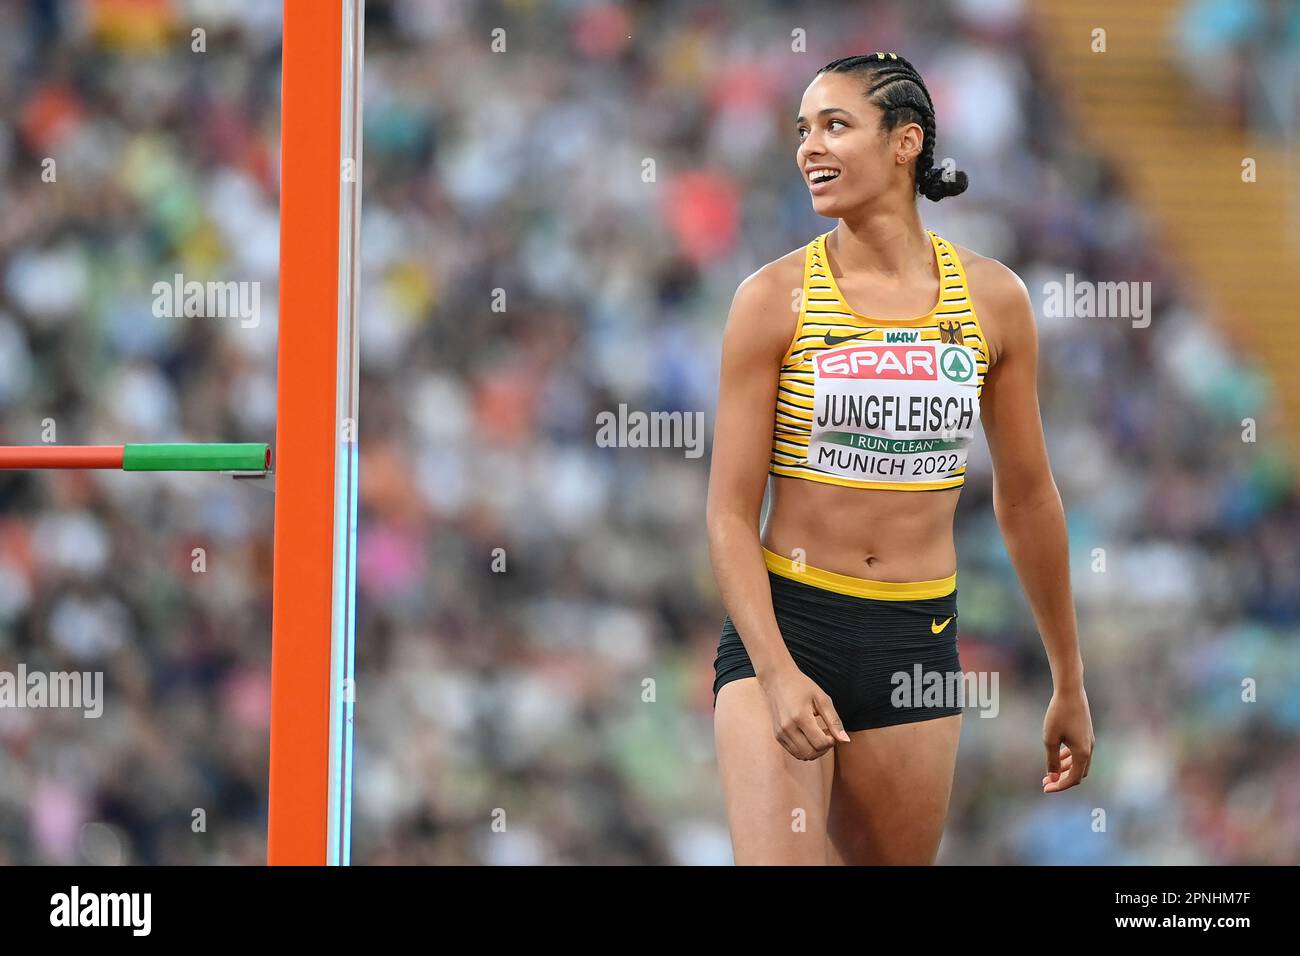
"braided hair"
816,52,968,202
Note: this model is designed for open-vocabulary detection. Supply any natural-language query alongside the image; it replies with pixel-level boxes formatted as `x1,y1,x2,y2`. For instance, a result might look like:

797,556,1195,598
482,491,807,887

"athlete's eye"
798,119,846,142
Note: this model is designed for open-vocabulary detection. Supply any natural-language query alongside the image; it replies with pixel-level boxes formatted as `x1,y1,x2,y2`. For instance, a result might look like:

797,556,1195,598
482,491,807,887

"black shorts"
712,548,964,732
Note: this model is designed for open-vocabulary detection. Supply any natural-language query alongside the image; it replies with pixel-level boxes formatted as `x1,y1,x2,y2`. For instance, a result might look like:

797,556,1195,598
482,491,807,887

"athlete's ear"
896,123,923,164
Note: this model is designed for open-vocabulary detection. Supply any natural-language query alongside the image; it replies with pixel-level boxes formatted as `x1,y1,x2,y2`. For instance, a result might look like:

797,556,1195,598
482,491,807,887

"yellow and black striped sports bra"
769,229,989,491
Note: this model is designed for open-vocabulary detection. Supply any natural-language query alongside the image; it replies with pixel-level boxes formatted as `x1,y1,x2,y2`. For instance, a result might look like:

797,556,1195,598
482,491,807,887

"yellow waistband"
762,547,955,600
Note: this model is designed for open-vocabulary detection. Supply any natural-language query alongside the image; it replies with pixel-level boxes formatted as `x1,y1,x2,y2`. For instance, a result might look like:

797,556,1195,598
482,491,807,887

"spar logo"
939,345,974,383
816,345,936,380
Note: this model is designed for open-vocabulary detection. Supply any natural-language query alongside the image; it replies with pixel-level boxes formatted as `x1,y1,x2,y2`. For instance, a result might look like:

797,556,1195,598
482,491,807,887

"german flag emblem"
938,319,964,345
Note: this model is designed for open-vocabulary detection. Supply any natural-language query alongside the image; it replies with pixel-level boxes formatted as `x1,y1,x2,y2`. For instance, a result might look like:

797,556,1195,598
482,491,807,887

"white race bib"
808,338,980,483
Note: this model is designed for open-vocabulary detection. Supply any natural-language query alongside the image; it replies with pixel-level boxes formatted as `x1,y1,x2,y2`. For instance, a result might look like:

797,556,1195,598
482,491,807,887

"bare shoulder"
950,243,1034,369
723,243,807,359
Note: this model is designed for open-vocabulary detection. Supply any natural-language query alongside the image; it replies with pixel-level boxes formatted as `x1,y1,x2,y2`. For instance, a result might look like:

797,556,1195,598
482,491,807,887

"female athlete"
707,53,1094,865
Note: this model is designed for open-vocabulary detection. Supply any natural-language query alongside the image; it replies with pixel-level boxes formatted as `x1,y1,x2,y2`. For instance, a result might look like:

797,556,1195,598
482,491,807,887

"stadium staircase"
1034,0,1300,466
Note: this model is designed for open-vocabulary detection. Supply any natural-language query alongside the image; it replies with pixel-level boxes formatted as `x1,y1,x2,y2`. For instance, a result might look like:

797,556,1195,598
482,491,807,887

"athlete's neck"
830,209,931,280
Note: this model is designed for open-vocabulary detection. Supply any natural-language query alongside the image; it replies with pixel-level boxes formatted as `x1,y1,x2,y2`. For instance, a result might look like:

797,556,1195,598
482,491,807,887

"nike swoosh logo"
823,331,870,346
931,616,954,634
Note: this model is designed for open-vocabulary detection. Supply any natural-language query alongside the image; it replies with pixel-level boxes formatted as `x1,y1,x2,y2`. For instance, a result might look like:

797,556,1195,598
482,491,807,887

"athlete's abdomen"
761,474,960,582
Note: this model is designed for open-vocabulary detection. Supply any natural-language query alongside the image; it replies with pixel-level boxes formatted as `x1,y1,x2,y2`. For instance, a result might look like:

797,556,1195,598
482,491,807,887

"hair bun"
920,165,969,202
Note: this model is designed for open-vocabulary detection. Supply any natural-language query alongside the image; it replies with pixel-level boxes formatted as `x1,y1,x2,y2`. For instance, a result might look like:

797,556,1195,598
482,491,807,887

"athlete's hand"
758,665,850,760
1042,685,1093,793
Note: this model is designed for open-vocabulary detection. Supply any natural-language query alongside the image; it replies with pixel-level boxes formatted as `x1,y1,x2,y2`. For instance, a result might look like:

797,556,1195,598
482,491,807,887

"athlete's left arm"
968,255,1094,793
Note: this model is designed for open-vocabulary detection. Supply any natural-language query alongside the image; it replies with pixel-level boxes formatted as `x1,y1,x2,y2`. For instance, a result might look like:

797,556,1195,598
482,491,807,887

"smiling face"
796,71,921,217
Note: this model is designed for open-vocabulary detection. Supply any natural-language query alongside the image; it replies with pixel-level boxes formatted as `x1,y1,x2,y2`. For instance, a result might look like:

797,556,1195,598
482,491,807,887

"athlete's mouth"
808,167,841,185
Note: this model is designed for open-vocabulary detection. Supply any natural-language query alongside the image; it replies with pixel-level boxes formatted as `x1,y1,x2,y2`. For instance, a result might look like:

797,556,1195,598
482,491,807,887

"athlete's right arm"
706,263,849,757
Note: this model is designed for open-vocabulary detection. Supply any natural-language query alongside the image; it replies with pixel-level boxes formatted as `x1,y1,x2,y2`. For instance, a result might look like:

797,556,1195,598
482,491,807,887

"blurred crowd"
1176,0,1300,134
0,0,1296,865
